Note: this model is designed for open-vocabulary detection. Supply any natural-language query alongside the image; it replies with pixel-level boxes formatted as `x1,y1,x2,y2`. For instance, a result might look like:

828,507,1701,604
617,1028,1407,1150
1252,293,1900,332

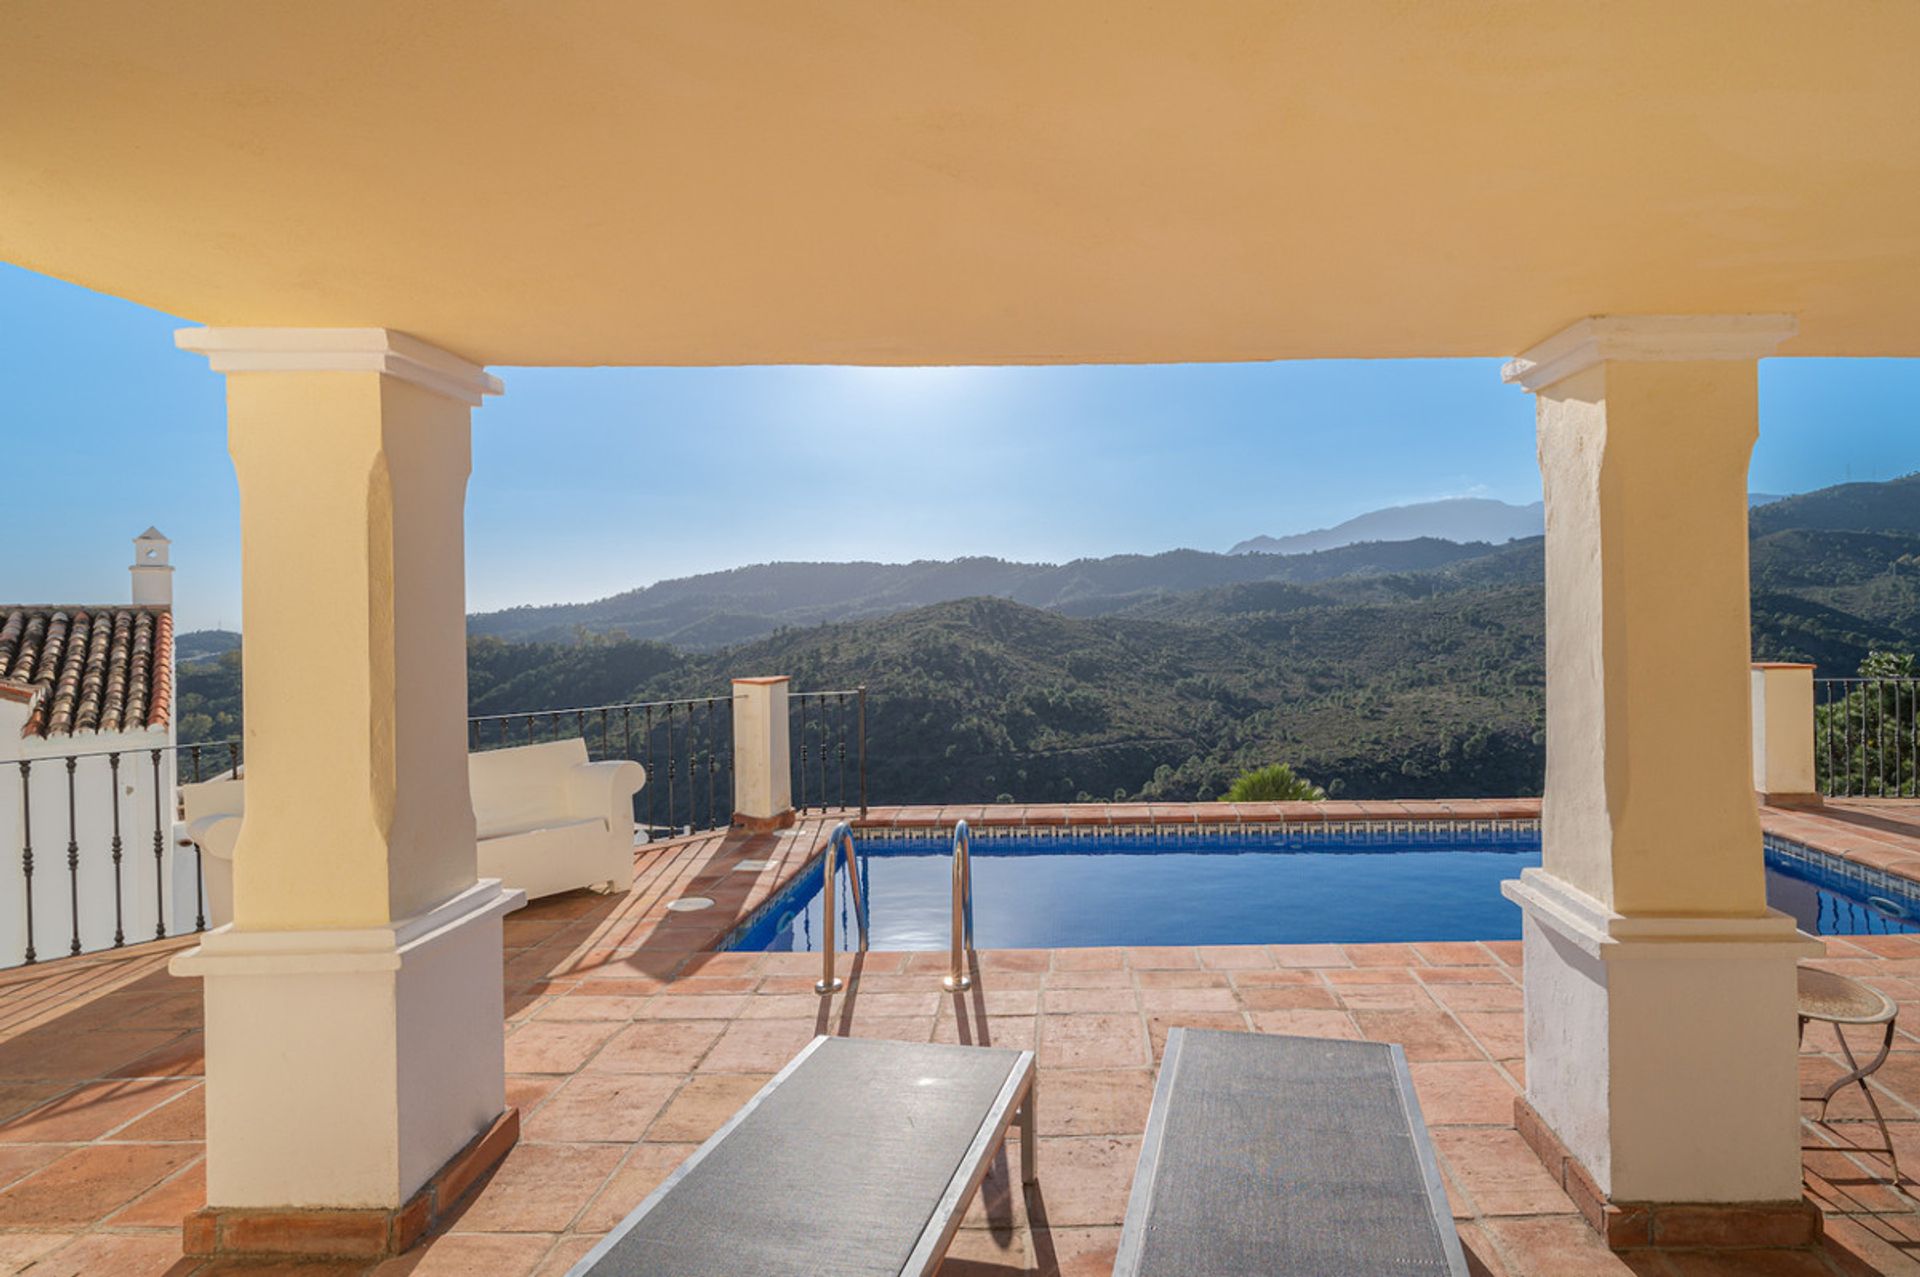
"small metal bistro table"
1799,965,1900,1180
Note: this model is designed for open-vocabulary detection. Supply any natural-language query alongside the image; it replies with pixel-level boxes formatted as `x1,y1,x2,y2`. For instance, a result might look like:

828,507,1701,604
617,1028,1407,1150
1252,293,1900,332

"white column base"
1503,868,1820,1203
171,880,525,1209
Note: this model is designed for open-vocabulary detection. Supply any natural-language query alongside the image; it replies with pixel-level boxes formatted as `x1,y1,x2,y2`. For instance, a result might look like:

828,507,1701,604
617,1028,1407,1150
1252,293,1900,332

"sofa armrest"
187,812,244,863
564,760,647,838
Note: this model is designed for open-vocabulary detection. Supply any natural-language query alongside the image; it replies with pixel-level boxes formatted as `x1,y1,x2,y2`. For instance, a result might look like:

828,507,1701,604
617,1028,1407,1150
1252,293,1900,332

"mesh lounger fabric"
1119,1029,1465,1277
578,1035,1024,1277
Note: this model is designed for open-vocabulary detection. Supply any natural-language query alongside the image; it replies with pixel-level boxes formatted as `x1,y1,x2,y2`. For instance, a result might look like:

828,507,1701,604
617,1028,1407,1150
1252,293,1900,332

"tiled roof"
0,607,173,738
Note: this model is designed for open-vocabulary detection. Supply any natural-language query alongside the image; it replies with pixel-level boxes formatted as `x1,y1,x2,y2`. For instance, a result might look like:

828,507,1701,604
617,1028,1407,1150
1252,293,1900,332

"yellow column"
222,366,478,928
1501,317,1821,1219
171,330,522,1238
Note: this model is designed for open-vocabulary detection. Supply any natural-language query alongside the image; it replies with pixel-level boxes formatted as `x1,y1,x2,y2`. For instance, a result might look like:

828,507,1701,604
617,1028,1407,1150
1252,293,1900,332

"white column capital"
1501,314,1797,394
175,327,504,406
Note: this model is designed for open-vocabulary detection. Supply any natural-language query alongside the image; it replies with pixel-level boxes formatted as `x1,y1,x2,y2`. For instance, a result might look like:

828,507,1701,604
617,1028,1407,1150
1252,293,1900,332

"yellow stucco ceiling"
3,2,1918,366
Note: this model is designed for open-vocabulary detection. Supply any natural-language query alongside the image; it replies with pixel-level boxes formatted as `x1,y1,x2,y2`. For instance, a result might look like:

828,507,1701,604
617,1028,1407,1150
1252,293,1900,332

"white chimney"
131,526,174,606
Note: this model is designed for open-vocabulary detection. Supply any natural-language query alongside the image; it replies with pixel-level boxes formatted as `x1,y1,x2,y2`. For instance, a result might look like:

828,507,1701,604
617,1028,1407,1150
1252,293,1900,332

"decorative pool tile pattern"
0,800,1916,1275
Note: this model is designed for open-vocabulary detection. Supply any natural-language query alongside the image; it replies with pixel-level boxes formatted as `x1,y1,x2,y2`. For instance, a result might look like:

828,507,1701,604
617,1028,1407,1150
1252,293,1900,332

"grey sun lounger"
1115,1028,1467,1277
569,1034,1036,1277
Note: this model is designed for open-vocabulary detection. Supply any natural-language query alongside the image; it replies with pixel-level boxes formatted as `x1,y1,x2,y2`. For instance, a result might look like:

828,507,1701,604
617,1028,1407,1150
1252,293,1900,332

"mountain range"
178,473,1920,805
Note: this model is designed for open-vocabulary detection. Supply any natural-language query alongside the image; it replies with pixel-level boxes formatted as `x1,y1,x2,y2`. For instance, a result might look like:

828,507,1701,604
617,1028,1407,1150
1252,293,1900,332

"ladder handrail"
943,820,976,992
815,821,868,994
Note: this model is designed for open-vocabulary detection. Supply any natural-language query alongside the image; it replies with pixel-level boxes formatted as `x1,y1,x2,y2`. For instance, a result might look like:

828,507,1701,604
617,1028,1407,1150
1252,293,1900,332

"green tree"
1220,763,1327,803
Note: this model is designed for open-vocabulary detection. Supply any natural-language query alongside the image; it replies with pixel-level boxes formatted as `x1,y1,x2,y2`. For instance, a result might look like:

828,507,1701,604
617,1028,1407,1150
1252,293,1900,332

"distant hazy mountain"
1230,498,1545,556
1749,473,1920,537
1231,491,1788,557
174,629,241,664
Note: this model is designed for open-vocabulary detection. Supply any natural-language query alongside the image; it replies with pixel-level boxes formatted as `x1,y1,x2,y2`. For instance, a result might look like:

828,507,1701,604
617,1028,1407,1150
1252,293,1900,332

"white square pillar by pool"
1752,663,1821,806
171,328,523,1216
1501,317,1820,1208
732,676,793,827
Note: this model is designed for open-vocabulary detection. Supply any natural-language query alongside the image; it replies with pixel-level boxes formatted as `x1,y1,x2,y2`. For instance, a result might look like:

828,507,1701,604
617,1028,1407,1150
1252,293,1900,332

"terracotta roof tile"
0,605,173,739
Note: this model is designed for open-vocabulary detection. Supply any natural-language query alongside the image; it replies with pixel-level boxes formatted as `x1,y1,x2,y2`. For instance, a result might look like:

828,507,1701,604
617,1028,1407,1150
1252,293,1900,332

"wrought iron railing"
791,687,867,818
2,738,237,968
469,697,737,838
1817,678,1920,798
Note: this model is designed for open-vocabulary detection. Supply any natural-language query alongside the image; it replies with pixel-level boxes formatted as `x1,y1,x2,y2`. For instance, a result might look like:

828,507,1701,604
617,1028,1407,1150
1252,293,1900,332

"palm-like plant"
1220,762,1327,803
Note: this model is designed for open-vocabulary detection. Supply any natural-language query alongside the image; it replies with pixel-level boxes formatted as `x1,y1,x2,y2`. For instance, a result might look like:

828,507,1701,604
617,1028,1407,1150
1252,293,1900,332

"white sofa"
468,739,644,900
181,738,646,917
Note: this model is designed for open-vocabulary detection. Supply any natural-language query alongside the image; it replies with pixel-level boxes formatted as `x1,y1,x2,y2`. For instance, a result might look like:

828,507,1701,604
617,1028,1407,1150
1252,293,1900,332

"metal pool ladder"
944,820,976,991
815,821,868,994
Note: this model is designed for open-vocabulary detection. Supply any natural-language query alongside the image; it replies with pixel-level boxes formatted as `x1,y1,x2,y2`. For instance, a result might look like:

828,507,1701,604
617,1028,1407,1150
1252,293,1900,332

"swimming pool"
721,825,1920,951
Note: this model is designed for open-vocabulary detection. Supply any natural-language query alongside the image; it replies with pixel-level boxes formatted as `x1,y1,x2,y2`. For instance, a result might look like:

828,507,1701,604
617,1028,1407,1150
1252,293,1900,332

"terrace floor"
3,800,1920,1275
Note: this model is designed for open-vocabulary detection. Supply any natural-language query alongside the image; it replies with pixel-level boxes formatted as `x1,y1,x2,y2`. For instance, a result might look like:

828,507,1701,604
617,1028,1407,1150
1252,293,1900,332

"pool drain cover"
734,859,772,872
667,896,715,912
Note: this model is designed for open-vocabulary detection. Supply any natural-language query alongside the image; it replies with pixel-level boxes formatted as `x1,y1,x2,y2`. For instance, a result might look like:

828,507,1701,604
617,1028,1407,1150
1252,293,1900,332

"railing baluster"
836,691,848,811
108,753,125,948
644,705,654,838
857,684,868,819
665,704,676,835
65,757,81,956
19,760,35,965
798,695,810,815
706,699,718,833
151,749,166,939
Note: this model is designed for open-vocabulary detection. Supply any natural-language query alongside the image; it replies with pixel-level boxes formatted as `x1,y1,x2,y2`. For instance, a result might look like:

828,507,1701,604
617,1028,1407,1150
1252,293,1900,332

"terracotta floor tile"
1126,947,1199,970
534,995,649,1022
1245,1009,1361,1040
1235,984,1340,1012
694,1018,819,1073
0,1141,197,1226
0,1231,69,1272
1455,1011,1526,1061
1415,942,1499,967
1432,1128,1573,1216
520,1072,679,1143
530,1235,604,1277
648,1073,772,1143
582,1021,724,1074
0,1076,191,1143
374,1231,553,1276
452,1141,626,1233
1137,986,1238,1013
934,1014,1037,1052
1039,1014,1148,1070
0,1142,70,1191
1129,969,1228,992
1042,988,1138,1016
1225,968,1322,987
1036,1069,1155,1138
20,1231,186,1277
632,993,747,1019
0,1030,182,1082
1146,1012,1250,1060
503,1022,620,1074
1029,1227,1121,1277
111,1081,204,1143
1196,946,1274,970
576,1142,694,1233
1024,1136,1140,1228
1352,1010,1485,1062
1409,1061,1521,1127
1428,982,1525,1013
1050,947,1128,971
1347,943,1424,968
1269,944,1351,969
1044,968,1133,990
107,1152,204,1226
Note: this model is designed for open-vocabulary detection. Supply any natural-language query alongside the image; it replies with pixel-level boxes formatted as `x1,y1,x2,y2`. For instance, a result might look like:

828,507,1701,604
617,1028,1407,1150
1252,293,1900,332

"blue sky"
4,262,1918,634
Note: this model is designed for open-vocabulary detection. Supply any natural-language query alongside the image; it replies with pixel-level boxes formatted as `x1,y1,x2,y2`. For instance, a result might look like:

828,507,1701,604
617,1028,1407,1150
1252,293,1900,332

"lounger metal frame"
567,1034,1037,1277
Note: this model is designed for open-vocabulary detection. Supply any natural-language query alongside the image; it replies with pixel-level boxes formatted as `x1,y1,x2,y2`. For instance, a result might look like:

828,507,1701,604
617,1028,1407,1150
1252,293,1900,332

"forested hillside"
177,474,1920,805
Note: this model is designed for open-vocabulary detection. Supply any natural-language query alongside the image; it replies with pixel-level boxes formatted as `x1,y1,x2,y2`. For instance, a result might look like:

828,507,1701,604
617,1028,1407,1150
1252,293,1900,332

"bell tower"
131,526,173,606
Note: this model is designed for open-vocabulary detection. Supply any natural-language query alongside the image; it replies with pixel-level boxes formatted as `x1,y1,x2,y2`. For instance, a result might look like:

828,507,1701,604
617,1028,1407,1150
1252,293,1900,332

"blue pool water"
722,828,1920,951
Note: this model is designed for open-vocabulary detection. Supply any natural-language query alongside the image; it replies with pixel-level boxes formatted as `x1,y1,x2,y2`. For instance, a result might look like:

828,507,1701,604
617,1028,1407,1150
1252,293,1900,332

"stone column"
171,329,524,1260
1500,317,1821,1246
732,676,794,830
1752,663,1821,807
